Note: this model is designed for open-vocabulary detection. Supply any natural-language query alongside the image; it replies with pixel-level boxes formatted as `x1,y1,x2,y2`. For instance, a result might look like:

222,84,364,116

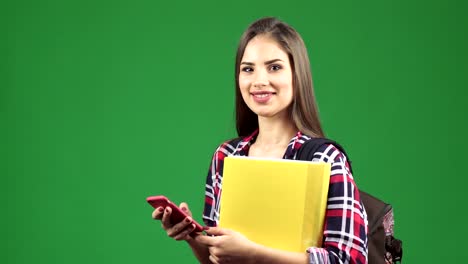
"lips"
251,91,276,103
251,91,276,96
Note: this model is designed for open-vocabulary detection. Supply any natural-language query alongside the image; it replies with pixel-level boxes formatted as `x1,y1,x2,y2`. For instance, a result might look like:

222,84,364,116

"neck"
255,114,297,147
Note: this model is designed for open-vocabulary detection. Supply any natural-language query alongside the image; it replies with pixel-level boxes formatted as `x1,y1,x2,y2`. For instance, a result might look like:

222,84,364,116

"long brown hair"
235,17,325,138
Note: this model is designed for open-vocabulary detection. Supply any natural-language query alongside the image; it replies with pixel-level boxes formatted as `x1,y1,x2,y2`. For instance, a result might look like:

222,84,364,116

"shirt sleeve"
306,144,368,264
202,141,235,227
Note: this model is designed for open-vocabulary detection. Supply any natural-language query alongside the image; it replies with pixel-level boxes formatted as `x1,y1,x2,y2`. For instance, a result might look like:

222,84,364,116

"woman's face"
239,35,294,119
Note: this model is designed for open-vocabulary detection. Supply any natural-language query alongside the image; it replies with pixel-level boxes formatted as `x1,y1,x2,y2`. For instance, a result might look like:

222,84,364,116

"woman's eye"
270,65,282,71
241,67,253,72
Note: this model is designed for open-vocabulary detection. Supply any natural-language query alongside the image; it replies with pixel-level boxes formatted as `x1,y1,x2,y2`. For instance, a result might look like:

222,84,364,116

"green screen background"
3,0,467,263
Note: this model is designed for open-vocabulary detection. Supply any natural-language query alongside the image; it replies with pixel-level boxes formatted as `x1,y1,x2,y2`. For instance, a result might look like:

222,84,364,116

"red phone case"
146,195,204,234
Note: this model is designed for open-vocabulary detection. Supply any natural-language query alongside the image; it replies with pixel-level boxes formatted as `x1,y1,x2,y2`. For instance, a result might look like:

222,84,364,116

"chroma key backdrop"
3,0,468,263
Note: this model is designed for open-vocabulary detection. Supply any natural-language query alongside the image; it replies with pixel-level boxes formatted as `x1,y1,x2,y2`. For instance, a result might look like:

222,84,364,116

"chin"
252,110,281,118
250,107,270,116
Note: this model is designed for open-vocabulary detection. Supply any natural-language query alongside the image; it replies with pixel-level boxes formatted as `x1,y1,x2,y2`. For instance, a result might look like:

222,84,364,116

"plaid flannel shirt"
203,130,368,264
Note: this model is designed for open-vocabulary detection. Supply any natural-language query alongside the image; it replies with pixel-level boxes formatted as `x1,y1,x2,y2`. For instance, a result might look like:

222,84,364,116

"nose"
252,69,269,88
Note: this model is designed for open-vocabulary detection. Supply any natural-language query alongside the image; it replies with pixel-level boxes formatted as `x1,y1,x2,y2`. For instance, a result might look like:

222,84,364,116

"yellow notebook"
219,156,331,253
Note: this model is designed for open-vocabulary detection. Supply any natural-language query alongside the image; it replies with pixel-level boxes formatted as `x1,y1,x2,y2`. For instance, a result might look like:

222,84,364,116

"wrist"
185,236,196,245
249,242,265,264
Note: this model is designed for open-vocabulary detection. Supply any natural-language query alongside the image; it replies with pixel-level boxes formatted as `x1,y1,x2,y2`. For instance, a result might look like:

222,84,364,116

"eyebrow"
240,59,284,66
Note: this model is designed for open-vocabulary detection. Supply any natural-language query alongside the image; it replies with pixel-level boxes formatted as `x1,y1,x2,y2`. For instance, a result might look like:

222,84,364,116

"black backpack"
297,138,403,264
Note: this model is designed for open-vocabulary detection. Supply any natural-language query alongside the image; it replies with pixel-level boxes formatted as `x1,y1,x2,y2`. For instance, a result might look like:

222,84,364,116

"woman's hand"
195,227,259,264
152,202,197,241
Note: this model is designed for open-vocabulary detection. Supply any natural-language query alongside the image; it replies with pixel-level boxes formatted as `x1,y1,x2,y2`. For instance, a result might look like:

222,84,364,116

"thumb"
205,227,232,236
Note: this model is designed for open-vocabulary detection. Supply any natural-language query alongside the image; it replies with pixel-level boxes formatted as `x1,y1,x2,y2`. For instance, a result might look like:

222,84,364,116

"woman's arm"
186,237,212,264
253,245,309,264
196,227,308,264
305,144,368,264
152,204,212,264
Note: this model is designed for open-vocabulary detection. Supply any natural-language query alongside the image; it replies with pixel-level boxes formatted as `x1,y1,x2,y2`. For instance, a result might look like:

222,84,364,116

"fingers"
204,227,231,236
161,206,172,228
166,216,193,237
208,246,217,256
151,202,196,242
209,253,219,264
195,233,217,246
173,223,196,241
152,207,164,220
179,202,193,217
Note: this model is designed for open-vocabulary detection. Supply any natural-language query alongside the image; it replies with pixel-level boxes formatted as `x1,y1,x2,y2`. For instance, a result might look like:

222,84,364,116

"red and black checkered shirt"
203,130,368,264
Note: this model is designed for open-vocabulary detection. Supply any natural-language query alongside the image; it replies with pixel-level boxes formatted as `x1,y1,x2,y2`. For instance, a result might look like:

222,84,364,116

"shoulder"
313,143,349,163
301,140,353,178
296,136,350,164
211,137,244,158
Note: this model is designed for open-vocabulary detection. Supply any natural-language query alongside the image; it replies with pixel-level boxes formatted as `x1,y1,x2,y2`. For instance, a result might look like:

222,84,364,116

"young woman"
152,17,368,264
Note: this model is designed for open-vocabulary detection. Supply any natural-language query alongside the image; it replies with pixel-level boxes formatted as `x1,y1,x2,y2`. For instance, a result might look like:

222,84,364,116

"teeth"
254,94,270,98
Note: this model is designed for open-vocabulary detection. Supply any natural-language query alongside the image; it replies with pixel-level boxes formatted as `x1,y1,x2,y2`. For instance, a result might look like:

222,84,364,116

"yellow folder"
219,156,331,252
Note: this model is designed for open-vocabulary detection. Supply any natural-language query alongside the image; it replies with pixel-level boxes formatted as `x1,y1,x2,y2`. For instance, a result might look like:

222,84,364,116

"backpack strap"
296,138,353,174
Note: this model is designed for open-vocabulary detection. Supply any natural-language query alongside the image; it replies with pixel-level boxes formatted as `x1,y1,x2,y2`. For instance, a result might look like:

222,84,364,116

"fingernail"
165,208,169,213
181,207,187,212
185,217,192,223
203,226,210,230
158,207,164,212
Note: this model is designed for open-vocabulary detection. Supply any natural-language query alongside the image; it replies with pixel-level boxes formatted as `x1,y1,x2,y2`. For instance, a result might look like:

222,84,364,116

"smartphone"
146,195,204,234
